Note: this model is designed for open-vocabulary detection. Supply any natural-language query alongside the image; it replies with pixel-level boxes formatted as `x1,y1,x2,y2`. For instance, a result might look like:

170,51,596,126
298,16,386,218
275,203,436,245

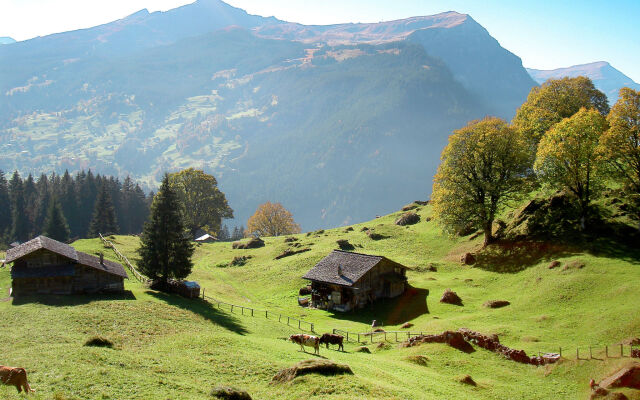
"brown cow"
319,333,344,351
289,334,320,355
0,366,34,394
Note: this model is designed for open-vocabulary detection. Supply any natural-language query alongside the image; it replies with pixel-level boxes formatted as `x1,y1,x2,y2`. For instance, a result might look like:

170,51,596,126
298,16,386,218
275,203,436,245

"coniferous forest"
0,169,150,246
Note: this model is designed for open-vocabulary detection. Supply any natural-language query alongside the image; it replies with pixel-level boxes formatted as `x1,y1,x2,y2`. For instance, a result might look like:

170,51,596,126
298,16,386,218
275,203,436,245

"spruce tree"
10,179,30,243
43,197,70,242
137,174,194,285
88,183,119,237
0,171,11,239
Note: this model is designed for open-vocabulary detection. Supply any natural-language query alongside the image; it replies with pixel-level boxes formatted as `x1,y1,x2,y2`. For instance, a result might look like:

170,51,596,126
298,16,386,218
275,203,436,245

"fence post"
311,323,314,332
346,332,349,342
606,345,608,358
395,332,398,342
577,348,579,360
251,309,254,317
357,333,360,343
279,314,282,322
298,320,301,329
287,316,290,326
231,305,234,313
384,332,387,342
589,346,592,359
620,344,624,357
559,347,562,358
265,310,268,318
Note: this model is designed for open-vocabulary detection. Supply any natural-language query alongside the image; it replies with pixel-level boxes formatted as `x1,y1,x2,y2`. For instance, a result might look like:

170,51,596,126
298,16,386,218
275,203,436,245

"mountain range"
527,61,640,103
0,0,539,230
0,37,16,45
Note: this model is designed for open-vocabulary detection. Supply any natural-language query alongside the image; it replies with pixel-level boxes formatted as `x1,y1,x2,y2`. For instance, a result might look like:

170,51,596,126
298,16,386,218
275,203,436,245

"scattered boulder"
457,224,476,237
284,237,298,243
366,231,387,240
440,289,463,306
344,227,354,232
230,255,252,266
483,300,510,309
232,237,264,249
84,336,113,348
400,322,414,329
599,364,640,390
414,200,429,206
425,217,432,222
299,285,312,296
376,342,391,350
460,253,476,265
406,355,428,366
459,375,476,386
360,226,369,232
275,248,311,260
355,346,371,353
402,203,419,212
336,239,354,250
404,331,474,353
210,386,252,400
315,230,325,235
548,260,561,269
395,212,420,226
272,359,353,383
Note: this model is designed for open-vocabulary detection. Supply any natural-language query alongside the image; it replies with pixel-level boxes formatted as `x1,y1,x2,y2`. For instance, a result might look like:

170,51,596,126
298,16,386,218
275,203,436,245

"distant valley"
0,0,543,229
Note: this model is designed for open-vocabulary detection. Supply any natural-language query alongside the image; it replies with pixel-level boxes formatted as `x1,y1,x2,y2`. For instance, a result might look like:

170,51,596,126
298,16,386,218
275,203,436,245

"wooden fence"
99,233,148,283
333,328,427,344
202,292,315,333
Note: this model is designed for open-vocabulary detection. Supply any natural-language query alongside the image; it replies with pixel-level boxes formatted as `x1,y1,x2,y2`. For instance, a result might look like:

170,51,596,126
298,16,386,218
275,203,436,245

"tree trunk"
483,221,494,248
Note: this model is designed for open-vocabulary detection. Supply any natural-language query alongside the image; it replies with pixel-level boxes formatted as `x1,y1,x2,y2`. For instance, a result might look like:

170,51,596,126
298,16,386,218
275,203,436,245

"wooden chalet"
303,250,409,312
6,236,128,296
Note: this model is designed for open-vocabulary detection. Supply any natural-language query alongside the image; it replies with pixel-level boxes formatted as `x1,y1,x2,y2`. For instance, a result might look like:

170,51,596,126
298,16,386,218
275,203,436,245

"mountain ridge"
527,61,640,102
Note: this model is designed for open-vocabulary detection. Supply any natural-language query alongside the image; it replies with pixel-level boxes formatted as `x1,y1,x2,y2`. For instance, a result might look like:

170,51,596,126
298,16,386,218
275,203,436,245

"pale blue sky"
2,0,639,81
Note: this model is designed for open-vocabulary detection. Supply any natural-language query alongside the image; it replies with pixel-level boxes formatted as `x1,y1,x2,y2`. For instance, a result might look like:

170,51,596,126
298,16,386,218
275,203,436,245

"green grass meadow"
1,204,639,399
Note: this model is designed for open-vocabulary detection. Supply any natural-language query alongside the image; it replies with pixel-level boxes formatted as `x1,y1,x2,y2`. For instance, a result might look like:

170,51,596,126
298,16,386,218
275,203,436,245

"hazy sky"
2,0,639,81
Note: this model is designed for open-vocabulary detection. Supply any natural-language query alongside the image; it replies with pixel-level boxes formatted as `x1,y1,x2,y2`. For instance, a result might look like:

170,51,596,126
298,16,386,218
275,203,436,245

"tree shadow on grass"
327,285,429,326
146,290,248,335
474,241,579,273
12,290,136,306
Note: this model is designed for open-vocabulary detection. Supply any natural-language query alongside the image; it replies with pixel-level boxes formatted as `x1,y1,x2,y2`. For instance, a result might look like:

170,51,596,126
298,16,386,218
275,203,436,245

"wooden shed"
303,250,409,312
6,236,128,296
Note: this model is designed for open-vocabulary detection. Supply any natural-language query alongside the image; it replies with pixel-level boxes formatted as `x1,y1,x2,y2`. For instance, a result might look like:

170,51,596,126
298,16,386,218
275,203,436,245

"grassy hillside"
1,204,639,399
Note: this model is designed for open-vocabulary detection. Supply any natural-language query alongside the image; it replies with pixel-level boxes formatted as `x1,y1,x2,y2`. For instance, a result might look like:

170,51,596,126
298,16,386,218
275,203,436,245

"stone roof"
302,250,407,287
6,236,78,263
7,236,128,279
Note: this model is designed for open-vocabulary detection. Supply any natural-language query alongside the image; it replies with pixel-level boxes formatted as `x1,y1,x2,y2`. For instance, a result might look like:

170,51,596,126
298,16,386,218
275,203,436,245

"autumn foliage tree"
168,168,233,237
513,77,609,146
431,117,531,246
534,108,608,229
247,202,301,237
598,87,640,228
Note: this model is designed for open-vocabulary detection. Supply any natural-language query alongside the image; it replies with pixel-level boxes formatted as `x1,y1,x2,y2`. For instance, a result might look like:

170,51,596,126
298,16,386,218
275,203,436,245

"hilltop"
1,201,639,399
0,1,535,230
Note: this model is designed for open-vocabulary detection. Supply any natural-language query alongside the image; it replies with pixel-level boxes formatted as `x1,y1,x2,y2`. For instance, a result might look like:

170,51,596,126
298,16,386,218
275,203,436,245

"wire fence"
202,291,315,332
99,233,148,283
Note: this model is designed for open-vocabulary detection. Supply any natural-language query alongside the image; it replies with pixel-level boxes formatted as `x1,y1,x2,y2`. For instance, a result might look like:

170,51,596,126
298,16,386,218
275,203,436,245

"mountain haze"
0,1,536,230
527,61,640,103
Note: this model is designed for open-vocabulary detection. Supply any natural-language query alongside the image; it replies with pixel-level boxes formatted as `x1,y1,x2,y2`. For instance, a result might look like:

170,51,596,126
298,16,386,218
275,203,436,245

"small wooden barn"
303,250,409,312
6,236,128,296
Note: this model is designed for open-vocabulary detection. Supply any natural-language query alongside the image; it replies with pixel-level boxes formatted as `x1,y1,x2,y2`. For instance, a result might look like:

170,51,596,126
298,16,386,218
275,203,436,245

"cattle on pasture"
319,333,344,351
0,366,34,394
289,334,320,354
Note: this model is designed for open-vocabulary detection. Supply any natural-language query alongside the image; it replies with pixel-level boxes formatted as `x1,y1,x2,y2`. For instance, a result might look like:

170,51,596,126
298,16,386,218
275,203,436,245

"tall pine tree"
137,174,194,285
43,197,70,242
88,183,119,237
0,171,11,240
10,176,30,243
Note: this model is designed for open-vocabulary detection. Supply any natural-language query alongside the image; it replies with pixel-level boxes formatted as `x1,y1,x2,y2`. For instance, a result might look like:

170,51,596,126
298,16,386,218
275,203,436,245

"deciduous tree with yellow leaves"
247,201,301,237
432,117,531,247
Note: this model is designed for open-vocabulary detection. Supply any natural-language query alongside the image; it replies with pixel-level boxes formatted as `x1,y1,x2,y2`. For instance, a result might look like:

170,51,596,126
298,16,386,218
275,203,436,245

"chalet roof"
302,250,407,287
77,252,128,279
6,236,128,279
195,234,216,242
6,236,78,263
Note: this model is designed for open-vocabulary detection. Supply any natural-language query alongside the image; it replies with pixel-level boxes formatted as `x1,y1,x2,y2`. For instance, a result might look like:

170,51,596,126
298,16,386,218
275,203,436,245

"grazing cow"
289,334,320,355
0,366,34,394
319,333,344,351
